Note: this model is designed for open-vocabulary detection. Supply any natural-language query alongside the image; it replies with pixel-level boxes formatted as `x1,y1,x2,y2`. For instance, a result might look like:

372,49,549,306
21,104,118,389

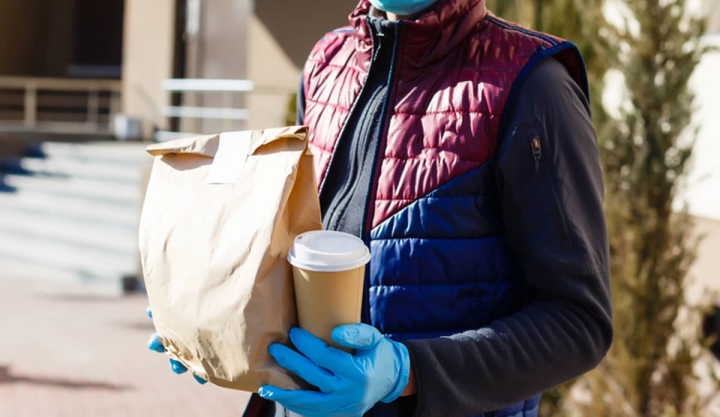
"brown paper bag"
139,126,322,392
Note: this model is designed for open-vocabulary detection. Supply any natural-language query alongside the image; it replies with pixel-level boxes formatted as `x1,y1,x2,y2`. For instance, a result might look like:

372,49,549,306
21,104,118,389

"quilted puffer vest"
302,1,587,416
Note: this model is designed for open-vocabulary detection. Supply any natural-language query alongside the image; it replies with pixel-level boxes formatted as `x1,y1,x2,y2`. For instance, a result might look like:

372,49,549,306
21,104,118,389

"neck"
385,12,408,21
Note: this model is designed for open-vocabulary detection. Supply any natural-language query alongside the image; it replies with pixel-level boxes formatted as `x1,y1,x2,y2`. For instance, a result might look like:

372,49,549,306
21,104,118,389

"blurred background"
0,0,718,416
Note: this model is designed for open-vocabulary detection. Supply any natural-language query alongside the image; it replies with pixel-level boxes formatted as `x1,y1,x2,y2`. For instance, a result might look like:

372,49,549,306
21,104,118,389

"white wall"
701,0,720,33
685,35,720,221
121,0,176,138
688,216,720,303
189,0,252,134
687,35,720,303
246,0,356,130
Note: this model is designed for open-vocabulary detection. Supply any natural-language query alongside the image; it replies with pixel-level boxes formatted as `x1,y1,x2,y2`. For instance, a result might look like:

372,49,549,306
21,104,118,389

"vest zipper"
530,137,542,184
373,31,384,61
358,22,403,330
360,22,403,240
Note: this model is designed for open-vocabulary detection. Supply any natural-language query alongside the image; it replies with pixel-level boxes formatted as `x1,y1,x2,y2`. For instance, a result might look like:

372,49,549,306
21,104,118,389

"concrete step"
0,206,137,255
33,141,151,166
0,132,112,159
1,173,140,206
0,140,149,292
0,156,144,184
0,190,137,228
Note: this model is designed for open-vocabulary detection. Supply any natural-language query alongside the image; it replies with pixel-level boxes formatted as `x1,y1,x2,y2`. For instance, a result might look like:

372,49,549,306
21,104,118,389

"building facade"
121,0,356,137
0,0,717,316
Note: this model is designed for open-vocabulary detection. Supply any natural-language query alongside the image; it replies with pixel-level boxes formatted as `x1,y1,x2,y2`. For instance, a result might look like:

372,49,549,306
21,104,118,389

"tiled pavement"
0,278,251,417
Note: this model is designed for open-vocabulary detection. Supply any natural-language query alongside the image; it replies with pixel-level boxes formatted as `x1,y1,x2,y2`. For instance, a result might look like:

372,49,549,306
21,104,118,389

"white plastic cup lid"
287,231,371,272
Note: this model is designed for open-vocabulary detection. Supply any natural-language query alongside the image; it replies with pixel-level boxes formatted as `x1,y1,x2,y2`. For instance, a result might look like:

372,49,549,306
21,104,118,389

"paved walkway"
0,278,251,416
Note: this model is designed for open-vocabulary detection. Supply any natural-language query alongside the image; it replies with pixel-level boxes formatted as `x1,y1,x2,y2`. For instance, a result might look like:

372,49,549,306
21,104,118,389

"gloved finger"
331,324,383,350
258,385,332,411
269,344,338,391
146,307,153,319
148,333,166,353
288,328,353,375
169,358,188,374
193,374,208,385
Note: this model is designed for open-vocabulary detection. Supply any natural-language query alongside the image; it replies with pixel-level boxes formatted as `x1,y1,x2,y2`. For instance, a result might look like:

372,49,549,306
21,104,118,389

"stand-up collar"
349,0,488,69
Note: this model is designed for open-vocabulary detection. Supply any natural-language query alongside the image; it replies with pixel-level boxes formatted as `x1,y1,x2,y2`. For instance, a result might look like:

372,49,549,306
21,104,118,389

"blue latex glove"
259,324,411,417
146,307,207,385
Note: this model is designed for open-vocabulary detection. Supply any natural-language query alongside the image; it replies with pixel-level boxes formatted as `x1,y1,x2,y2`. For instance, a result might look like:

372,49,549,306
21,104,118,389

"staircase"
0,140,152,295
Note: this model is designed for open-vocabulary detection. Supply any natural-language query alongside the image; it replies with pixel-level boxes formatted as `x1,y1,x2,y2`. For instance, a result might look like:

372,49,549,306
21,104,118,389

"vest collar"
350,0,488,69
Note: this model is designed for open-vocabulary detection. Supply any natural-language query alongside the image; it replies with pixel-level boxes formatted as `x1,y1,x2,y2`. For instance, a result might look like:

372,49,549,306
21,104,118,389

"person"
148,0,614,416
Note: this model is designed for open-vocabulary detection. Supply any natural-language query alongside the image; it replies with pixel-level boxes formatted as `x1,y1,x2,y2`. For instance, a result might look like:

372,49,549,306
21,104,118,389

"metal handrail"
0,76,122,134
160,79,253,136
157,78,296,141
163,78,254,92
162,78,292,95
162,106,249,120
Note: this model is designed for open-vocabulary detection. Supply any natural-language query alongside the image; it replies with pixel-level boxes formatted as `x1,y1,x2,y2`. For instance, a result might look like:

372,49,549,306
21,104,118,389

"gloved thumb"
331,324,383,350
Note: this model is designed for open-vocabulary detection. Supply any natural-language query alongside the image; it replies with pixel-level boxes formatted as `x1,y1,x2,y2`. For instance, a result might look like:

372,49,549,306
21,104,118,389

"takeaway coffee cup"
287,231,371,349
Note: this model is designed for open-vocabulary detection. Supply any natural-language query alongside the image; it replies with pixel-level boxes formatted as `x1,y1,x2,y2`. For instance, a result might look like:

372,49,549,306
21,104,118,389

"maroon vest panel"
302,0,586,231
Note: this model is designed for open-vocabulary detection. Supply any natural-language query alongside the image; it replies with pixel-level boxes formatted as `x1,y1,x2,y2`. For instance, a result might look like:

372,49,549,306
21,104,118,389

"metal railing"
0,77,295,140
157,78,253,142
0,77,122,135
157,78,295,142
162,78,254,121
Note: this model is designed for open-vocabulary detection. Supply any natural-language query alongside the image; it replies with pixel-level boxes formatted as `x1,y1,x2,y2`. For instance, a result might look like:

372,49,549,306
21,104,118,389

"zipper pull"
530,137,542,183
372,32,384,62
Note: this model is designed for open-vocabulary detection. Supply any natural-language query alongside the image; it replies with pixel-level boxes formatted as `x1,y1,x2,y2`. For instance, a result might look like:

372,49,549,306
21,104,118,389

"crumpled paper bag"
139,126,322,392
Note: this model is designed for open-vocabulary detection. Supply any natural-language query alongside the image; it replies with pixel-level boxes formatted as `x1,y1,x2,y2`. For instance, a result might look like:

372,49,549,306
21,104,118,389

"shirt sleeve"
402,57,613,417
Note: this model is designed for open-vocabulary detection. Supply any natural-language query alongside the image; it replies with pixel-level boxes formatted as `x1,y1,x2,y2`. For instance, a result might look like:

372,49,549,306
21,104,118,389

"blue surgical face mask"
369,0,437,17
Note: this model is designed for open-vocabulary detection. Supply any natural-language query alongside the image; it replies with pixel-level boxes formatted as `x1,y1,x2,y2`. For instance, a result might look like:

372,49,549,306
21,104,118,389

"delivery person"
149,0,613,416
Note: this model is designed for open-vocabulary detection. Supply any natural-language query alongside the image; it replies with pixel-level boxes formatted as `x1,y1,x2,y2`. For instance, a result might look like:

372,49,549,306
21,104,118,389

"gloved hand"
259,324,411,417
146,307,207,385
